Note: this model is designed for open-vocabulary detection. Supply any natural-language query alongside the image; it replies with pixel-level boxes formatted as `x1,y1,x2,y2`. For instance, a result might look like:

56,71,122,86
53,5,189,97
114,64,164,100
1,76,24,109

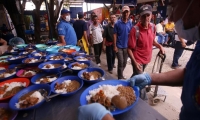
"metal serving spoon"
38,89,61,102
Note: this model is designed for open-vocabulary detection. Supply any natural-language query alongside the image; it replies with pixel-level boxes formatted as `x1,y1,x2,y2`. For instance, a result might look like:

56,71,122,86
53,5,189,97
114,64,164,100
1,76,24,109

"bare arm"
0,38,7,45
151,68,185,86
58,36,66,46
102,114,115,120
127,48,136,65
83,31,89,46
153,39,165,54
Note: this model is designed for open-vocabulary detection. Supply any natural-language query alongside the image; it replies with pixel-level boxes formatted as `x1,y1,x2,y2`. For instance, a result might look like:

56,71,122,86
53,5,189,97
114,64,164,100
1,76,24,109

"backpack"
133,23,155,49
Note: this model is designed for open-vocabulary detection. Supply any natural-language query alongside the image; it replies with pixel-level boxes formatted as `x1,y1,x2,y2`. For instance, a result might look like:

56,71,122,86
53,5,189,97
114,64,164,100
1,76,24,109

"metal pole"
44,0,53,40
122,0,124,7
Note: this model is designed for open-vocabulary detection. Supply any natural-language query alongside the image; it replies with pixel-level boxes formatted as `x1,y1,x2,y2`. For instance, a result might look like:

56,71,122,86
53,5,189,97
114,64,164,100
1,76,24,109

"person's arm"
57,24,66,46
58,36,66,46
102,114,115,120
113,23,118,52
0,38,7,45
153,38,165,54
83,31,89,46
179,36,186,48
151,68,185,86
102,26,107,51
89,25,93,46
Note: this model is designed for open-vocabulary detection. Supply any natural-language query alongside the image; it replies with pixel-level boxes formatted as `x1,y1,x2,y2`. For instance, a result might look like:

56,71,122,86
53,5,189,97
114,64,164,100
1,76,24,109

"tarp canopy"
85,0,137,4
84,0,155,4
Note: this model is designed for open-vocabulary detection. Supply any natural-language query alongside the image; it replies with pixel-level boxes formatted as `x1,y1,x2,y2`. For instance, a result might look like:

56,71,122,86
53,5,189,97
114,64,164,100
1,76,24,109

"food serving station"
0,43,167,120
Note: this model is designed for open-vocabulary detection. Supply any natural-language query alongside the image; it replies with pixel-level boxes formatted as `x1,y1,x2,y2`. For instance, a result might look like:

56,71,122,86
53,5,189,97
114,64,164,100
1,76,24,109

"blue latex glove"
78,103,112,120
127,73,152,89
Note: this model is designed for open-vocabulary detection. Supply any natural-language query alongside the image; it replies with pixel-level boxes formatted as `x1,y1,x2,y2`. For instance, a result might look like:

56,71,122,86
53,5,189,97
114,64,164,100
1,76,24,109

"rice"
10,57,19,60
29,59,39,63
34,53,42,56
3,72,16,78
0,82,26,99
86,84,122,102
35,77,57,84
71,63,85,70
24,71,36,76
55,80,71,93
63,64,67,68
42,64,55,69
23,52,28,54
15,91,44,109
77,57,88,61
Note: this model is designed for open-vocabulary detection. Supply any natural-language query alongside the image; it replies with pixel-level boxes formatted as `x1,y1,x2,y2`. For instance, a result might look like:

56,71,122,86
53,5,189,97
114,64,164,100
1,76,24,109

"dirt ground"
99,44,195,120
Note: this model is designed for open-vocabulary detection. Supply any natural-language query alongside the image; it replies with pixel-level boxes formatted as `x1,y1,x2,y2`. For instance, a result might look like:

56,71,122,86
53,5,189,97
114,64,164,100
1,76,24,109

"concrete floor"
98,45,194,120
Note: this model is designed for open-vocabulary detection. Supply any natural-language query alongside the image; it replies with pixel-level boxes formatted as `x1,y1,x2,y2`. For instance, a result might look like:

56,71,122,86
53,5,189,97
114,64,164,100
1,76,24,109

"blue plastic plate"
0,69,16,82
78,67,105,84
9,84,51,111
31,73,62,84
68,61,90,73
50,76,83,96
80,80,139,115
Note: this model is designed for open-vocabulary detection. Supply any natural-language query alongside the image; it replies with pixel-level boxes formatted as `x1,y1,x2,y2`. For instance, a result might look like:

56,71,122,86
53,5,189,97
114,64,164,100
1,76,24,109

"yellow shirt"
165,22,175,31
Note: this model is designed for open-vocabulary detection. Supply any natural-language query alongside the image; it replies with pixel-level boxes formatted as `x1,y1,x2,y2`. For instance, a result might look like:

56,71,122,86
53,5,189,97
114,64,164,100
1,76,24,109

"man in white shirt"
156,19,168,44
89,15,104,67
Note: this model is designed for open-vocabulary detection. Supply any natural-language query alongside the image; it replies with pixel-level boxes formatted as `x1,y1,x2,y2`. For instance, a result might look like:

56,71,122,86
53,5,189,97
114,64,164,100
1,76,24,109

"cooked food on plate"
20,69,39,77
82,71,101,80
0,69,16,79
75,53,85,56
0,82,26,99
34,52,46,57
76,57,88,61
54,80,80,93
0,107,12,120
42,64,62,69
10,56,26,60
36,75,58,84
64,57,73,61
86,85,136,110
50,55,63,60
15,91,44,109
24,58,41,63
71,63,88,70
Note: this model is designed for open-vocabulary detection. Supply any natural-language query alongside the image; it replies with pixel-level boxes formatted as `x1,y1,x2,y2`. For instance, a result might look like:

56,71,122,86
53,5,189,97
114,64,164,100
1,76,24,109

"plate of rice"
80,80,139,115
0,69,16,81
9,84,51,111
0,78,30,101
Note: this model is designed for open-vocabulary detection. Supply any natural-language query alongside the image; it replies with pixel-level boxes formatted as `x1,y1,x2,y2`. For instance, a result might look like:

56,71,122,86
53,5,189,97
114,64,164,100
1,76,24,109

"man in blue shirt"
113,6,132,79
57,9,77,46
128,0,200,119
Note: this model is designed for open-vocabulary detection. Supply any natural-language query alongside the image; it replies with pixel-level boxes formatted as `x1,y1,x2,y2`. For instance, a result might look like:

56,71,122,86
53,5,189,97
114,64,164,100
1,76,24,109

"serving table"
12,61,167,120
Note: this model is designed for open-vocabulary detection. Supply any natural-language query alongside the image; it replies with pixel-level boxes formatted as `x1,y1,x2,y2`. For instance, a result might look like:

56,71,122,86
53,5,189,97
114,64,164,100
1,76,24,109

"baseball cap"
139,5,152,16
78,12,84,18
61,9,71,15
122,6,130,12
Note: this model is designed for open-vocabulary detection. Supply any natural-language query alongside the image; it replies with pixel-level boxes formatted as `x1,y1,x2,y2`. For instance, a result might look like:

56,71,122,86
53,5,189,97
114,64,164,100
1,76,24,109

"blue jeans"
172,41,184,67
156,33,169,44
106,45,115,71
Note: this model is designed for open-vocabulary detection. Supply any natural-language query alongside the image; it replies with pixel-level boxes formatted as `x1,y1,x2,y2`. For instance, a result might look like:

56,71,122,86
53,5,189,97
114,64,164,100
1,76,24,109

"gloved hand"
126,73,152,89
78,103,112,120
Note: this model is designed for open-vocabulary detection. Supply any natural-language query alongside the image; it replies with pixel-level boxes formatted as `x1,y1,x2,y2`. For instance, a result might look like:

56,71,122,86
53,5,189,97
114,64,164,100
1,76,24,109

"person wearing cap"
113,6,132,80
73,12,89,54
126,0,200,119
57,9,77,46
127,4,164,100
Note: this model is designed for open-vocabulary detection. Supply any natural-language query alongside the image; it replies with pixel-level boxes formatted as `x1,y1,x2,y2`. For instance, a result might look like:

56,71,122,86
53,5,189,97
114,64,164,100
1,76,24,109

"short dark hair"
92,15,98,20
110,14,115,17
160,19,164,23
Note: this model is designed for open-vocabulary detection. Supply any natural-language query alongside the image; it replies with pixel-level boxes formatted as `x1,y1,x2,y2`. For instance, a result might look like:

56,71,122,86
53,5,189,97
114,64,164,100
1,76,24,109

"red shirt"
128,22,156,64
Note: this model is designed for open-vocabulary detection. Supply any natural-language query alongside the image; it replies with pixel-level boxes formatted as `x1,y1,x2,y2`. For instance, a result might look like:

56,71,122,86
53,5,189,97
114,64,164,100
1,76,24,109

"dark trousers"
106,45,115,71
116,48,128,79
172,41,184,67
131,63,148,100
93,42,103,64
166,31,175,46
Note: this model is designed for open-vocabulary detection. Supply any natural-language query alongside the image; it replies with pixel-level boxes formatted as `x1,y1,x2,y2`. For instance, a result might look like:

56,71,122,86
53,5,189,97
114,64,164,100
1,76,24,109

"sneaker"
97,63,101,67
108,70,113,74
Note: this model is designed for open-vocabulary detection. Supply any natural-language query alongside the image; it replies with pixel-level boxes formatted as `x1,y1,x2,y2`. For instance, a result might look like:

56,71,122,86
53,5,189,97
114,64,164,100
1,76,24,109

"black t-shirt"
73,20,88,40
